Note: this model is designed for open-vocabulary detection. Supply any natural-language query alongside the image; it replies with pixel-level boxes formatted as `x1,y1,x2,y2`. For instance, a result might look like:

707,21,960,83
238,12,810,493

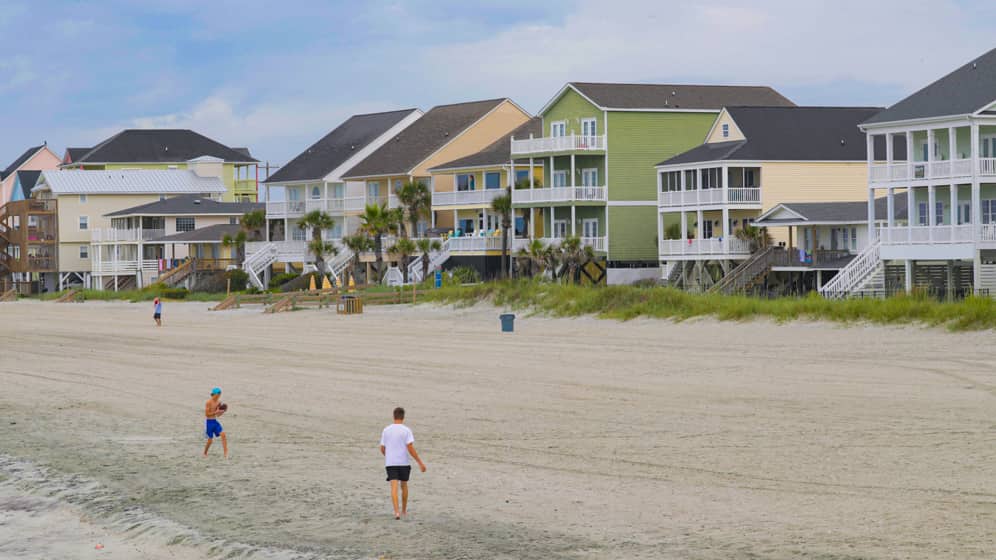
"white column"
887,187,895,228
529,158,534,188
721,165,729,251
570,153,576,188
949,127,957,163
928,185,936,225
907,186,915,243
453,209,457,233
904,259,913,293
680,210,687,241
549,156,554,188
971,122,981,239
696,209,704,240
529,208,535,238
950,184,958,232
550,206,555,238
885,132,894,166
695,168,702,205
927,128,936,173
570,205,576,237
906,130,915,181
867,133,875,233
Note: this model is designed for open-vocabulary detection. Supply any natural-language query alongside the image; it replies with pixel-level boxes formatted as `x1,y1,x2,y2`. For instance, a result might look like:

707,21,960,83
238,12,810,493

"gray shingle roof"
69,129,257,165
153,223,242,244
342,99,508,178
429,117,542,171
14,170,41,200
659,106,900,166
864,47,996,125
63,147,92,164
569,82,794,110
265,109,419,184
105,194,262,217
756,193,909,226
2,145,45,180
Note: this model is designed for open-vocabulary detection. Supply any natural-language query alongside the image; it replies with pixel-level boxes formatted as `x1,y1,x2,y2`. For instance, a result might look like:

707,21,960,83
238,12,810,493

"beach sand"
0,299,994,559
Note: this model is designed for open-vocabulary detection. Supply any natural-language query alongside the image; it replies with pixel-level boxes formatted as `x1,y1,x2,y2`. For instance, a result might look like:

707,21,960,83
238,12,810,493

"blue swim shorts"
205,419,223,439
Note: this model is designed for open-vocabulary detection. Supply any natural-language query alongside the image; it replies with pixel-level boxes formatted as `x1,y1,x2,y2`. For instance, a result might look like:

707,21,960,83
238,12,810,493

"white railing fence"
512,186,607,204
511,134,607,155
658,237,752,256
432,189,505,207
819,240,881,299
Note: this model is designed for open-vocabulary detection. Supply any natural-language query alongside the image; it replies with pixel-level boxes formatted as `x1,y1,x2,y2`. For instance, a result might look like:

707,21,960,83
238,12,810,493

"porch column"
680,210,687,241
904,259,913,293
928,185,936,241
453,209,457,233
570,205,576,237
721,165,729,252
949,127,958,163
530,208,535,238
885,132,894,166
549,156,554,187
927,129,936,171
950,184,958,233
907,186,915,243
570,153,576,188
887,187,895,228
696,210,703,240
971,122,981,239
529,158,534,188
867,132,875,235
695,168,702,205
906,131,914,180
550,206,555,238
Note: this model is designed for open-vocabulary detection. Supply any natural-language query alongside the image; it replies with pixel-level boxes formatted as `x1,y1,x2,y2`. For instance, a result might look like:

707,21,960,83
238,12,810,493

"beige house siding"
55,193,164,271
412,100,530,177
760,162,868,209
705,110,745,143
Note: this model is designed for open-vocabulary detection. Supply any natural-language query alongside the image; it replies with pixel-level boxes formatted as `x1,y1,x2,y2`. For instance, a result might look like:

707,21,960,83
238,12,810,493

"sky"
1,0,995,167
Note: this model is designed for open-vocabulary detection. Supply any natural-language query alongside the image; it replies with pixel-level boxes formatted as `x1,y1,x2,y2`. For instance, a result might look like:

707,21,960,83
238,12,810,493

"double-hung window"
79,215,89,230
983,200,996,224
722,124,730,138
935,202,945,225
79,245,89,259
176,217,196,232
552,170,567,188
484,172,501,190
456,174,475,192
581,118,597,138
550,121,566,137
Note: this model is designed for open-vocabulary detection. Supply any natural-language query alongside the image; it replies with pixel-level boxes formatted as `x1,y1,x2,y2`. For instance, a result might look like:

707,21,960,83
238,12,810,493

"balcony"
879,225,975,245
448,236,507,252
869,158,985,183
267,197,369,218
510,134,606,156
539,236,608,252
659,238,752,259
658,187,761,208
91,258,162,275
234,179,257,196
433,188,505,207
91,228,166,243
512,186,607,205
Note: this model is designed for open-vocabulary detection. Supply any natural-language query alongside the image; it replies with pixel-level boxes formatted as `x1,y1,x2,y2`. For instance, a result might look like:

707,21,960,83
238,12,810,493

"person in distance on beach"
379,407,426,519
203,387,228,458
153,297,163,327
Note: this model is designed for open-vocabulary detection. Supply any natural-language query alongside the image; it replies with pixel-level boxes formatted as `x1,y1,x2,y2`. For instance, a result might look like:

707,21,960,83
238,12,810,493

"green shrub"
449,266,480,285
160,287,189,299
269,272,300,289
224,268,250,289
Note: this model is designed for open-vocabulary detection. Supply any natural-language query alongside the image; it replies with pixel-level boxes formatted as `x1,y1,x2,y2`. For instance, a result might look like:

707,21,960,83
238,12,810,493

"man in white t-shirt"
379,406,427,520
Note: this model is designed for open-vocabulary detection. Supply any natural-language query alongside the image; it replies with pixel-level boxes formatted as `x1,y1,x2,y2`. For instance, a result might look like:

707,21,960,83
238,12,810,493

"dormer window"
722,124,730,138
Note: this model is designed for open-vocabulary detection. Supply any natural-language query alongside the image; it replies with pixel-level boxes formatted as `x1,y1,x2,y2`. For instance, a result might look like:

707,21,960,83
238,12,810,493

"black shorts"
153,313,161,319
385,465,411,482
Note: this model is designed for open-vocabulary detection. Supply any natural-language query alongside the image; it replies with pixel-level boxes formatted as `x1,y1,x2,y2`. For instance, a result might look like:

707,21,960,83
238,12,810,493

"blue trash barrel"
499,313,515,333
434,270,442,288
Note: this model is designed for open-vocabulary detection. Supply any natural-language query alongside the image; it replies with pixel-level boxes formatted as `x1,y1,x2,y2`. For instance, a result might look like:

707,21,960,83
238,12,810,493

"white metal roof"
34,169,227,195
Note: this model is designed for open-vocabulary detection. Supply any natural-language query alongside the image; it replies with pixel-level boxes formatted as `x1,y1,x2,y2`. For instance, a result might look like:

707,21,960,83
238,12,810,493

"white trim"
580,117,597,137
537,83,604,116
971,97,996,116
656,159,868,171
754,204,806,222
702,109,730,143
549,120,567,137
607,200,657,207
601,107,721,114
860,115,974,133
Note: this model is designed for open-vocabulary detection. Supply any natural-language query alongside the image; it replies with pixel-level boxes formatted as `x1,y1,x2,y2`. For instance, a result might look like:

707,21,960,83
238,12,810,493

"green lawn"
417,280,996,332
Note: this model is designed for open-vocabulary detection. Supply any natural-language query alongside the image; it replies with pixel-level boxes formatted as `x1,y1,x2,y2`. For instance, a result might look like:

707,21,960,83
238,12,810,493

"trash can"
499,313,515,333
434,270,442,289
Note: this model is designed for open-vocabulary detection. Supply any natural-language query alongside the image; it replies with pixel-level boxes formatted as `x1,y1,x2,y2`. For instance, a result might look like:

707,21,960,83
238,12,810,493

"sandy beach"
0,300,994,559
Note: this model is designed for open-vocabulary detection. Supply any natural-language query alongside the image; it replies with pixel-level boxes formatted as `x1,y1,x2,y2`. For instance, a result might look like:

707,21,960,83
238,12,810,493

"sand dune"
0,300,994,559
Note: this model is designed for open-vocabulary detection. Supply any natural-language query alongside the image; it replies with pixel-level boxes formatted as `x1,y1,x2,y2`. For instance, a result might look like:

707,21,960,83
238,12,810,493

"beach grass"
39,288,229,303
417,279,996,331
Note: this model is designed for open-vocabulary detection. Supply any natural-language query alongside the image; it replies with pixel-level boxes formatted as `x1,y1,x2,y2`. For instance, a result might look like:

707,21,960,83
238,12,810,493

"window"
79,245,89,259
393,179,402,193
581,168,598,187
722,123,730,138
456,174,476,191
851,228,858,252
960,203,971,224
663,171,681,192
582,218,598,238
160,194,167,201
701,168,721,189
981,136,996,158
229,217,238,225
983,200,996,224
332,183,345,198
485,172,501,189
553,220,568,238
936,201,945,225
79,215,88,230
550,121,566,137
292,227,306,241
702,220,714,239
581,118,597,137
458,218,475,234
918,202,928,226
176,217,196,232
311,186,321,199
79,194,87,203
515,169,530,184
367,182,380,199
552,170,567,188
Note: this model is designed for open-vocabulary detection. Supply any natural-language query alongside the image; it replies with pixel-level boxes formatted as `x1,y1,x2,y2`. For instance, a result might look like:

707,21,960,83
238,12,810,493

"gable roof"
265,109,420,184
105,194,262,217
35,170,227,195
864,47,996,126
152,223,242,244
63,147,92,164
67,129,257,165
2,145,45,180
546,83,794,113
659,106,899,166
755,193,909,226
342,99,508,178
429,117,543,171
13,170,41,200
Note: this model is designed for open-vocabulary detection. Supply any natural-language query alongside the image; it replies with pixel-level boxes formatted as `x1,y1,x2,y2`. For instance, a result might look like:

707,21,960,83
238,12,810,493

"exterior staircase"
818,240,883,299
156,259,195,287
244,242,278,289
710,246,779,295
325,246,354,283
408,239,451,284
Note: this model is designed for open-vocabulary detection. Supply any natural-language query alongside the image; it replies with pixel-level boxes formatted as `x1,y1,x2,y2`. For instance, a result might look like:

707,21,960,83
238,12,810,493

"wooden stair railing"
710,246,779,295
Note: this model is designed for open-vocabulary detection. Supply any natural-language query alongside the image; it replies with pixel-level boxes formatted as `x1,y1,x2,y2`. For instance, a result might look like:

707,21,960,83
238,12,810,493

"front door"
581,168,598,187
582,218,598,239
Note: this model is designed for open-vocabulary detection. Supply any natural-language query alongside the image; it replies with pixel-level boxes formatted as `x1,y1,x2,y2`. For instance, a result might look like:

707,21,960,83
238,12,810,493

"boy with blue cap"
203,387,228,458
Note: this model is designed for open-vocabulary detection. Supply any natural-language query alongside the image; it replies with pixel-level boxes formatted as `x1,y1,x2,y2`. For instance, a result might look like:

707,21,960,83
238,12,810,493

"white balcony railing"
91,259,162,275
433,189,505,207
879,225,974,245
538,236,608,252
91,228,166,243
448,236,506,252
512,186,607,204
871,158,974,183
659,237,752,257
268,195,388,217
511,134,606,155
981,224,996,243
657,187,761,208
979,158,996,177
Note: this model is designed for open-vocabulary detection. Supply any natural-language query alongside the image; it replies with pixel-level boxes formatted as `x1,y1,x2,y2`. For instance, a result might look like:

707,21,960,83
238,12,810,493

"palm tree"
491,191,513,279
359,203,396,283
240,209,266,241
559,236,594,284
516,238,547,278
390,237,417,284
415,237,442,283
342,234,371,286
734,225,774,253
396,180,431,239
297,210,338,279
222,231,247,267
